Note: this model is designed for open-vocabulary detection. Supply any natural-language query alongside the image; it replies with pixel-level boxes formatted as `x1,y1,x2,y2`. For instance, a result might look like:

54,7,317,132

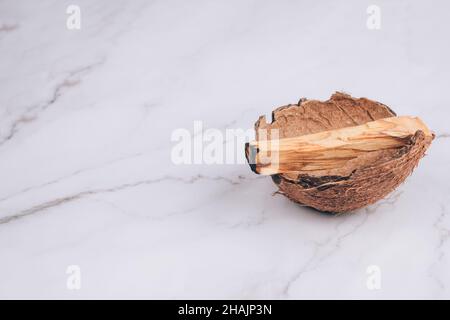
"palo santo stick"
246,116,432,175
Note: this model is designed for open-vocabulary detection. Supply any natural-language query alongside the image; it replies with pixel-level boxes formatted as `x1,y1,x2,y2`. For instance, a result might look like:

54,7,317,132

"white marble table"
0,0,449,299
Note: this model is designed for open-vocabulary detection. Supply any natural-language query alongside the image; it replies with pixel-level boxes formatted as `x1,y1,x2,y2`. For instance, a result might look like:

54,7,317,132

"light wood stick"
246,116,432,175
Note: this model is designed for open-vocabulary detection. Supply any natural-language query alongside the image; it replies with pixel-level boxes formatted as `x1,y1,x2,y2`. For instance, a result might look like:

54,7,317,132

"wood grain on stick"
246,116,432,175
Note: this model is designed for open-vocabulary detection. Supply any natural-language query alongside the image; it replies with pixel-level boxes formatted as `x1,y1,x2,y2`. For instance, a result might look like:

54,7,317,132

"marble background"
0,0,449,299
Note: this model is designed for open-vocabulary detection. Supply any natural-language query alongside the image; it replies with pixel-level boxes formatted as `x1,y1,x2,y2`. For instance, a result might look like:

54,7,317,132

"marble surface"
1,0,450,299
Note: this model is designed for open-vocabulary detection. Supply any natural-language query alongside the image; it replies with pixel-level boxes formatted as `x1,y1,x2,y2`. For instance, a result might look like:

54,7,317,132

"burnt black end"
245,142,259,174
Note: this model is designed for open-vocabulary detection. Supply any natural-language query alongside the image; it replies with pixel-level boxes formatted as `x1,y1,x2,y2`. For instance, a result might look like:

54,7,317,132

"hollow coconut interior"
254,92,413,182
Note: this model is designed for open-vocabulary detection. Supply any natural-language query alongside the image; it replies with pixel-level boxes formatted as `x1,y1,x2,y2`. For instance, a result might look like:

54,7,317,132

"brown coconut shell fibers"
249,92,433,213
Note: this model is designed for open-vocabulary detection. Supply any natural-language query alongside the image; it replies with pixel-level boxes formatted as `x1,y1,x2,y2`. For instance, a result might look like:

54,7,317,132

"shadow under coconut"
290,200,350,218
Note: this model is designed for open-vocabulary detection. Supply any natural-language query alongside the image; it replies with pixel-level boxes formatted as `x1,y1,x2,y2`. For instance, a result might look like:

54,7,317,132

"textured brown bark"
246,92,434,213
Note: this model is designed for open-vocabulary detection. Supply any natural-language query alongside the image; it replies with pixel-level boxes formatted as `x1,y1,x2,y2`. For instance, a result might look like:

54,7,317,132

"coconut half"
245,92,434,213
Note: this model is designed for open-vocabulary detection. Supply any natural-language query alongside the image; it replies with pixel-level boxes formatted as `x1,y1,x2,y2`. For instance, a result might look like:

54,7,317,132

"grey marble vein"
0,58,105,147
0,174,253,225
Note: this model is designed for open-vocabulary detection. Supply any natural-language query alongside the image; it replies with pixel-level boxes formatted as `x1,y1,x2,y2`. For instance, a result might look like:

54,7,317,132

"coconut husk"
246,92,434,213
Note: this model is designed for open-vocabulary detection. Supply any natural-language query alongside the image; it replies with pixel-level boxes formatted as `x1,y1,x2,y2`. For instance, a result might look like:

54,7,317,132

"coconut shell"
248,92,433,213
